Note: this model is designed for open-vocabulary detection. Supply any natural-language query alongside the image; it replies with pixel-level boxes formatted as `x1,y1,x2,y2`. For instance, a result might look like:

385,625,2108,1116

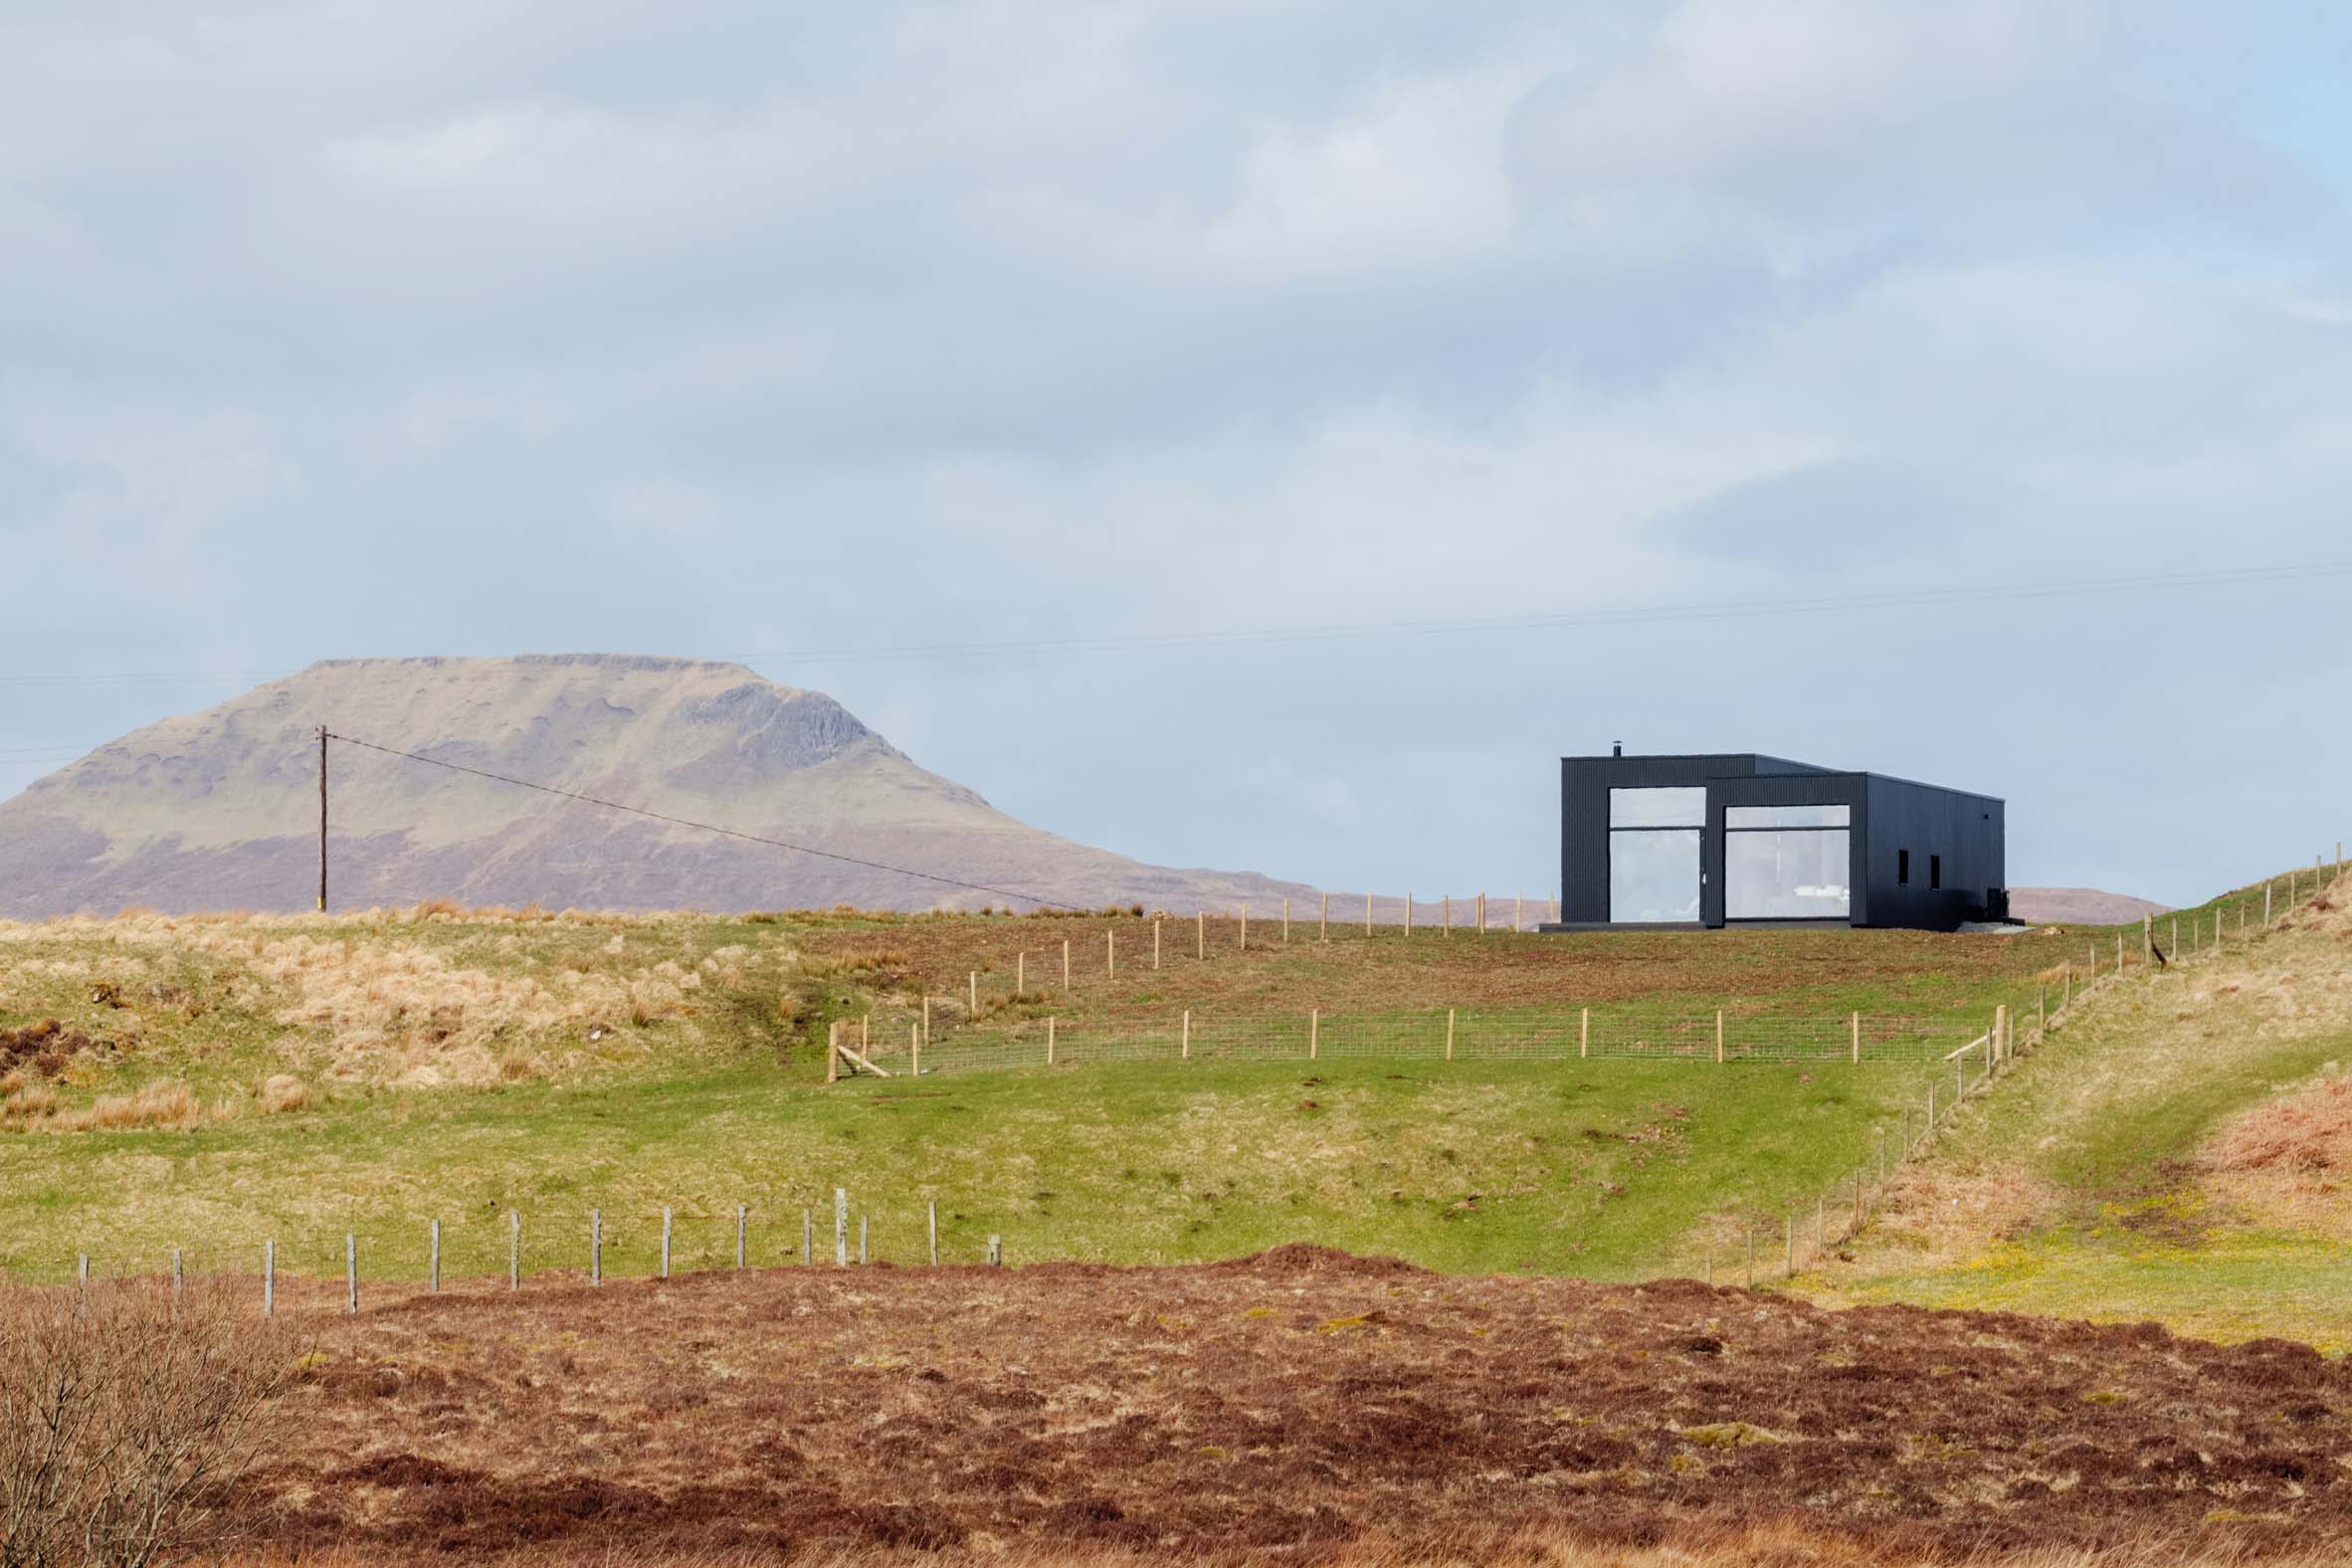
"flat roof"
1563,752,2002,807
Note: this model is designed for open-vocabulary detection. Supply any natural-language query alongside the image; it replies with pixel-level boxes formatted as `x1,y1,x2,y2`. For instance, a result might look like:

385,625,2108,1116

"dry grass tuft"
2205,1068,2351,1175
57,1079,206,1133
801,947,908,981
258,1074,310,1114
2200,1065,2352,1241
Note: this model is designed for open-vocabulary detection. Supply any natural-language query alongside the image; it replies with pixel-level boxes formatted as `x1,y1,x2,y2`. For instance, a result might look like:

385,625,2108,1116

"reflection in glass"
1724,803,1850,829
1726,829,1852,919
1610,829,1701,922
1609,787,1705,828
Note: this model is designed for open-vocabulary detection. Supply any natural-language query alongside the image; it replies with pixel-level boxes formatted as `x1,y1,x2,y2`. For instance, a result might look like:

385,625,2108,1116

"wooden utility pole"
316,726,328,911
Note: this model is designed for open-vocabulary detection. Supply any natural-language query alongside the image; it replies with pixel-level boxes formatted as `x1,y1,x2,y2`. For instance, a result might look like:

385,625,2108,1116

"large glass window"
1610,787,1704,827
1725,824,1852,919
1725,804,1850,829
1608,788,1704,922
1611,830,1701,922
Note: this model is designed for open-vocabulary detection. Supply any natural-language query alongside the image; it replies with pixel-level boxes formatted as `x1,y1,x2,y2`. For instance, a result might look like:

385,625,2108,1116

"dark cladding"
1554,752,2004,932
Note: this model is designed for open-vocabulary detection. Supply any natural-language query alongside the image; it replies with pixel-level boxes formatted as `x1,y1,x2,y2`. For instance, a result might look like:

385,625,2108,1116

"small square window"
1897,850,1910,885
1930,855,1942,889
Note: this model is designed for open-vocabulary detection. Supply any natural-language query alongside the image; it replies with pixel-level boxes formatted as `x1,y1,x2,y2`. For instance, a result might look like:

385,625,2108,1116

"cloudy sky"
5,0,2349,907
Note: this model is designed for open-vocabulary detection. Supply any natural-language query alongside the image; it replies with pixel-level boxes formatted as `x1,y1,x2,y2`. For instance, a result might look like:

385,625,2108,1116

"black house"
1553,751,2005,932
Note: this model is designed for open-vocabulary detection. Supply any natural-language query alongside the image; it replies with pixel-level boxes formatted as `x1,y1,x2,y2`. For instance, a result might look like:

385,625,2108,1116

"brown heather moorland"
210,1246,2352,1566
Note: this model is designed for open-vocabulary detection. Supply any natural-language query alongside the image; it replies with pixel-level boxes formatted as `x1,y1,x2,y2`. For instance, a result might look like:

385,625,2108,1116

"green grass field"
0,903,2066,1286
6,878,2340,1313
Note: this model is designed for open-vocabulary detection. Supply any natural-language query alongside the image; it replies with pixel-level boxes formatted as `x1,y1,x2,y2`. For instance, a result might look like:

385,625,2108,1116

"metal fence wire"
855,1006,1974,1076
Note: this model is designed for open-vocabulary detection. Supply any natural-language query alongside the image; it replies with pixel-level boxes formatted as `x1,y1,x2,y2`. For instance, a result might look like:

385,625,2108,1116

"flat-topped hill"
0,655,1304,916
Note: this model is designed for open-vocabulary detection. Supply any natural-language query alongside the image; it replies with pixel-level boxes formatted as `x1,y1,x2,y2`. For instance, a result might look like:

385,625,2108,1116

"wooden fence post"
922,994,930,1045
928,1200,938,1266
803,1209,813,1266
1063,939,1071,989
1715,1010,1725,1064
1365,891,1373,935
1579,1006,1589,1060
835,1190,848,1268
1240,906,1248,952
827,1020,840,1083
1443,895,1451,934
1850,1012,1860,1065
1106,930,1115,978
1446,1008,1456,1061
1514,894,1523,932
1018,952,1026,991
1181,1009,1191,1060
429,1218,441,1293
1309,1007,1319,1061
1198,911,1206,960
1047,1016,1057,1065
1154,918,1162,969
860,1216,868,1267
345,1233,357,1315
1406,893,1414,933
1477,892,1486,934
661,1206,673,1279
1320,893,1329,941
969,971,978,1013
2265,883,2272,925
911,1023,921,1077
987,1236,1003,1267
1282,899,1290,943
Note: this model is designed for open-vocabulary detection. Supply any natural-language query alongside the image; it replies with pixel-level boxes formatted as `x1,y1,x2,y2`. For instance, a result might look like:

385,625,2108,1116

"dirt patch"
2202,1068,2352,1241
2207,1070,2352,1177
210,1249,2352,1563
0,1018,114,1078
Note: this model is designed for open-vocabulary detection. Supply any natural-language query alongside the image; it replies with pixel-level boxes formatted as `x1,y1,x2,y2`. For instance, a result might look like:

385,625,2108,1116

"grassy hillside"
0,904,2077,1285
1811,866,2352,1349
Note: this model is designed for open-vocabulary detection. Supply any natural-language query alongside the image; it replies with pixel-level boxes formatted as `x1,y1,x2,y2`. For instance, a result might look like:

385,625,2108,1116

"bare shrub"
0,1280,291,1568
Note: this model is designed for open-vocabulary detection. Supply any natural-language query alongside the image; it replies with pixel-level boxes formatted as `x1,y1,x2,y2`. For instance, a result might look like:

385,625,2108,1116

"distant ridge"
0,656,1311,917
2009,887,2170,925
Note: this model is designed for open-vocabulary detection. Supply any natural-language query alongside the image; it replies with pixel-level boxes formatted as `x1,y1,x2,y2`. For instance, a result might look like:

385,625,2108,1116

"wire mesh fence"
856,1005,1985,1076
13,866,2340,1296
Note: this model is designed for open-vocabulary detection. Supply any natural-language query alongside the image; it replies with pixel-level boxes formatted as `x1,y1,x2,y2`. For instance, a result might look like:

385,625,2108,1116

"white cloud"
2,0,2348,905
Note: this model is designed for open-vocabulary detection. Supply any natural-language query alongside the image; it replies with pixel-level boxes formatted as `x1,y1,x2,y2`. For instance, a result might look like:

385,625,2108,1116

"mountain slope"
0,655,1307,916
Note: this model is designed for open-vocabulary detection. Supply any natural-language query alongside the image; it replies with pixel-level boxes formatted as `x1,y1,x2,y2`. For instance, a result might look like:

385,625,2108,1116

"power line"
322,731,1089,912
710,560,2352,665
